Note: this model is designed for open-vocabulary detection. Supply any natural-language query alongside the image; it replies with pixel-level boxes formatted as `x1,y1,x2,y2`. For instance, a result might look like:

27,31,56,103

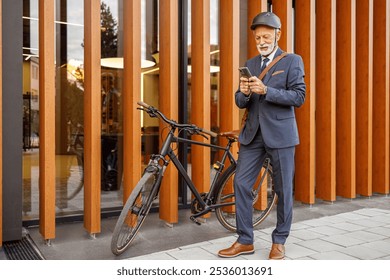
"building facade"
1,0,390,245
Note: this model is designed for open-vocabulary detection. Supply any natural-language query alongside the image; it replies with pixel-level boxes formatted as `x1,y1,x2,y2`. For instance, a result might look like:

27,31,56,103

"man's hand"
239,77,251,96
248,76,267,95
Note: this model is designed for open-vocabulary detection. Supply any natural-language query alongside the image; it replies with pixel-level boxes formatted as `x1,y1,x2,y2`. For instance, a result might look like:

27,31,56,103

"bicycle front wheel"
111,171,158,255
215,162,276,232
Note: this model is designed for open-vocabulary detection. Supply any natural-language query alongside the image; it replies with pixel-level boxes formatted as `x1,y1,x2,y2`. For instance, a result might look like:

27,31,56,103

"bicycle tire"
111,171,158,255
215,162,277,232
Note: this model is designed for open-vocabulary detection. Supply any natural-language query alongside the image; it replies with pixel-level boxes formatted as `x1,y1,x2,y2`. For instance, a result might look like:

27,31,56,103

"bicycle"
65,121,85,200
111,101,277,255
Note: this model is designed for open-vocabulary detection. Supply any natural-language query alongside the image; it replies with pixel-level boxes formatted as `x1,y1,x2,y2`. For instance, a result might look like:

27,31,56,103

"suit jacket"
235,48,306,148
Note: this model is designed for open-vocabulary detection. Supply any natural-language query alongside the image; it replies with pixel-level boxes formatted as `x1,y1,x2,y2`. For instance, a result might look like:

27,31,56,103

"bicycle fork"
141,161,167,215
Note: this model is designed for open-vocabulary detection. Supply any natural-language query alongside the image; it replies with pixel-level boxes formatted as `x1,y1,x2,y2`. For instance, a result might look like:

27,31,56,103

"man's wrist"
263,86,268,94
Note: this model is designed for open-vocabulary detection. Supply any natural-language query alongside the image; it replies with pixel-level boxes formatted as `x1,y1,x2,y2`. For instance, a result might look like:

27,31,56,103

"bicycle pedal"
190,216,201,225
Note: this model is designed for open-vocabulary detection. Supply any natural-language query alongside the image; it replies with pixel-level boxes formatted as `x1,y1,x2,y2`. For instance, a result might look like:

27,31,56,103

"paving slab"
342,231,387,242
297,239,345,253
309,251,359,260
365,227,390,238
289,229,327,241
361,239,390,255
337,245,388,260
319,234,366,247
307,225,348,236
348,219,386,228
284,244,317,259
328,222,365,232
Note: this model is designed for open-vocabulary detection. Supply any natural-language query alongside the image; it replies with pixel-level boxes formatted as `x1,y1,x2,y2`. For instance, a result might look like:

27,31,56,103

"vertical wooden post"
272,0,293,53
294,0,316,204
123,0,141,202
315,0,336,202
356,0,373,197
191,0,210,196
159,0,179,223
372,0,390,195
336,0,356,199
0,0,2,246
39,0,56,241
247,0,268,58
84,0,101,234
220,0,240,146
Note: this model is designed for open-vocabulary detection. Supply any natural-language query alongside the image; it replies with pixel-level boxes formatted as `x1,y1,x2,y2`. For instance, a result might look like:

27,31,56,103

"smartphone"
239,67,253,78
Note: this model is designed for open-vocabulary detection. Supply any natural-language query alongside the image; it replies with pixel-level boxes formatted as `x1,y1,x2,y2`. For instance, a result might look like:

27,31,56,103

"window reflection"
22,0,161,221
22,0,41,219
21,0,224,221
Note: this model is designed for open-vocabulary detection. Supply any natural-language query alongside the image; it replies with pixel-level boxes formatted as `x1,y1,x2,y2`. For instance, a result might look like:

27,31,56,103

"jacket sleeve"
264,55,306,108
235,90,252,109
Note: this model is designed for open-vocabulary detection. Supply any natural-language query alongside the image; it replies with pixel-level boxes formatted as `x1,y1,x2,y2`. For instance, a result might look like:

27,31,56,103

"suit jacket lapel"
263,48,284,84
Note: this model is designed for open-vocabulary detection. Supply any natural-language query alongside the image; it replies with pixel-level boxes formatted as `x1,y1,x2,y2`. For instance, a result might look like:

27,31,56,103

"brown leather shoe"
269,243,285,260
218,241,254,258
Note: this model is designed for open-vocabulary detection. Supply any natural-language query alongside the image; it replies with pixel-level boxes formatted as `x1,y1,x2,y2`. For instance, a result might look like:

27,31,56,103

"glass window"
22,0,161,221
22,0,41,220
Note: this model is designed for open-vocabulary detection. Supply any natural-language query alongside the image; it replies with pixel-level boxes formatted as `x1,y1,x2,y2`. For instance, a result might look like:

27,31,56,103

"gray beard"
257,43,277,56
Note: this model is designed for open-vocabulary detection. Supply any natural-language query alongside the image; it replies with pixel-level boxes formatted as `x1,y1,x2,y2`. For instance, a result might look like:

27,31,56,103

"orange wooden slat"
39,0,56,240
191,0,211,196
218,0,240,214
159,0,179,223
123,0,142,202
247,0,268,58
272,0,293,53
84,0,101,234
0,0,2,246
356,0,373,197
336,0,356,199
294,0,316,204
315,0,337,202
220,0,240,141
372,0,390,195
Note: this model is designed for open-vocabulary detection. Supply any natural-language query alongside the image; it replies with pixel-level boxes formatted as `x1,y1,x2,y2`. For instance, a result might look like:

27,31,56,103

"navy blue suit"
234,48,306,245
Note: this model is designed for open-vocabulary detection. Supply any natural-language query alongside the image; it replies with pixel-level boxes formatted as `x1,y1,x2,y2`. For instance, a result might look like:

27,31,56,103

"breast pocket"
267,70,287,87
272,70,285,76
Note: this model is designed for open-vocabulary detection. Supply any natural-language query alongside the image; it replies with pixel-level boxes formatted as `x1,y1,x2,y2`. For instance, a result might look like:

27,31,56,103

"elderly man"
218,12,306,260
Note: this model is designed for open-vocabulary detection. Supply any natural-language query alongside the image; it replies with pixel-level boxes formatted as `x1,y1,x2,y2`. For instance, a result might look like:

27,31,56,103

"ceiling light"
101,57,156,69
187,65,220,73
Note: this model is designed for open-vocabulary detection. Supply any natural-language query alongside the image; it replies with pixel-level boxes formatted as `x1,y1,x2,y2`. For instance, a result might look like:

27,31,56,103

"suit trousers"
234,128,295,245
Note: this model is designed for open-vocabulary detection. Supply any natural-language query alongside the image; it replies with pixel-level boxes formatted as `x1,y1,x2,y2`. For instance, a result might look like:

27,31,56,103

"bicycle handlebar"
137,101,218,138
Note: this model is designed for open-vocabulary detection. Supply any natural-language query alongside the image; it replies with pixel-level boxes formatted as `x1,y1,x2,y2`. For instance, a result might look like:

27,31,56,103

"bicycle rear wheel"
111,171,158,255
215,162,276,232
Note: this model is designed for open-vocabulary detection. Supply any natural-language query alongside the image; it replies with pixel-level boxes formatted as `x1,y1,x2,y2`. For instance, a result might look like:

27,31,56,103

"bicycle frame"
148,126,237,213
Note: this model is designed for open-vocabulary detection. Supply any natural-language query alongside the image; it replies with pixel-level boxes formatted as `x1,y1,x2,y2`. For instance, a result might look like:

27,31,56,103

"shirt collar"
261,47,279,63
